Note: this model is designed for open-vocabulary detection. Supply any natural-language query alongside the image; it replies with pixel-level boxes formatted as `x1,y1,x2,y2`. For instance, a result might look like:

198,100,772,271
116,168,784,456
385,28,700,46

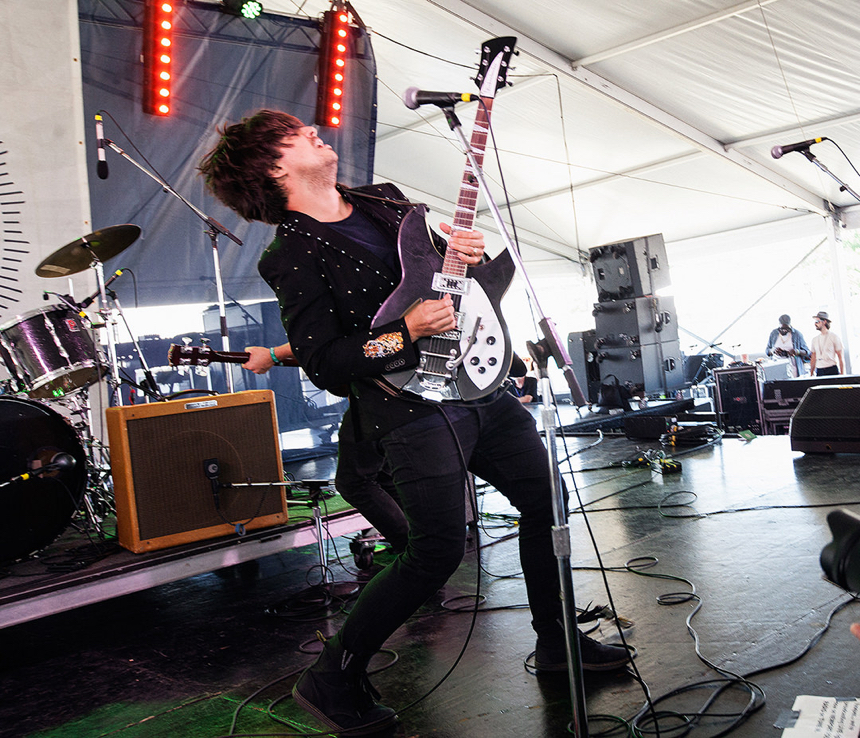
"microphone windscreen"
402,87,420,110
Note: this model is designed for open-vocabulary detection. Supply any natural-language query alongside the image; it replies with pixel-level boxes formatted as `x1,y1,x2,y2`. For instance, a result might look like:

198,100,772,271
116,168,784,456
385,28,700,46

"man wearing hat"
765,314,810,377
810,311,845,376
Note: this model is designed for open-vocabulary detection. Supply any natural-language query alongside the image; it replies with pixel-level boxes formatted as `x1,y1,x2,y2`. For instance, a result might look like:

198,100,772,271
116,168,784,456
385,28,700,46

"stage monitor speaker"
106,390,287,553
790,385,860,453
713,366,763,434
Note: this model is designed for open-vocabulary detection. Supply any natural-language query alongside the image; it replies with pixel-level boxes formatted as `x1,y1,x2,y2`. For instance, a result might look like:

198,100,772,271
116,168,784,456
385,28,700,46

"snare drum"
0,305,106,399
0,396,88,562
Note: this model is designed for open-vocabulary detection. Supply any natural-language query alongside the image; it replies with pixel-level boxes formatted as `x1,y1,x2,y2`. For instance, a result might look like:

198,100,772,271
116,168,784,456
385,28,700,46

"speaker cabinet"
595,339,685,396
713,366,763,434
790,385,860,453
106,390,287,552
589,234,670,302
592,295,678,346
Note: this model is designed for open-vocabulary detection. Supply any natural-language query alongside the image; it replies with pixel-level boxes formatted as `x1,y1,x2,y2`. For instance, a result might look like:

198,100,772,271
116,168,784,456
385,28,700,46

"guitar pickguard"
373,206,515,402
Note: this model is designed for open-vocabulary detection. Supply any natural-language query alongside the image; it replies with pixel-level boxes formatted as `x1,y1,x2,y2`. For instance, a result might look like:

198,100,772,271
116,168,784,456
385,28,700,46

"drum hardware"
98,128,242,392
47,391,115,539
34,225,168,406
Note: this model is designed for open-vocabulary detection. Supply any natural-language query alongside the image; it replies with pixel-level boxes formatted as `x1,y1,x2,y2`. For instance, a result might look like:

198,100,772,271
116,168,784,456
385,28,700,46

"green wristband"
269,347,280,366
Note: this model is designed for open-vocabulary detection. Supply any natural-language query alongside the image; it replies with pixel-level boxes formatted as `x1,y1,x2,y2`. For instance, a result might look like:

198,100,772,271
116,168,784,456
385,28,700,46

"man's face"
271,126,338,184
779,326,790,335
814,319,824,331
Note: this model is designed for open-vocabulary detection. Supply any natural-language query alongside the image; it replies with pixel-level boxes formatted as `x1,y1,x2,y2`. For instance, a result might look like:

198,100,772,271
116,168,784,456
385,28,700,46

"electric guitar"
372,37,518,402
166,343,299,368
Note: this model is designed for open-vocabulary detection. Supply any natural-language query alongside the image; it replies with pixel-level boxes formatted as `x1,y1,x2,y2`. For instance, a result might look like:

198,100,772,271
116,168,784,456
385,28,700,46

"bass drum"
0,397,88,562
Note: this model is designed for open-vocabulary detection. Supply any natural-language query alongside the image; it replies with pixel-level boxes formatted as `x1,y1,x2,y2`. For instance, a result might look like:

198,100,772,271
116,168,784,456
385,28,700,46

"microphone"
2,453,76,486
78,269,124,310
770,137,825,159
95,113,109,179
46,453,76,471
403,87,477,110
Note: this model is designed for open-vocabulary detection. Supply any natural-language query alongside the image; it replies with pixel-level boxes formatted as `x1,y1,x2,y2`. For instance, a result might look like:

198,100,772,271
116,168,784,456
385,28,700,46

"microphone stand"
103,138,242,393
799,149,860,203
439,103,590,738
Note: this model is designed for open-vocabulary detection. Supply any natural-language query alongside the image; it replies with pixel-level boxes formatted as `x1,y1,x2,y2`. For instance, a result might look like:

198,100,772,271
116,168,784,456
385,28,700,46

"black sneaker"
293,665,397,735
534,631,632,673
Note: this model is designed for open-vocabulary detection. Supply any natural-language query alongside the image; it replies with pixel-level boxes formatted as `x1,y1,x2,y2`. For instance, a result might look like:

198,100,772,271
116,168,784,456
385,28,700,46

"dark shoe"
534,631,632,673
292,634,397,735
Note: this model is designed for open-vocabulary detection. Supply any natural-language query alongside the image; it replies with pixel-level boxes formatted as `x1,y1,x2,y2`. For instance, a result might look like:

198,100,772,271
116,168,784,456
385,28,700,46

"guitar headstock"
474,37,517,100
168,343,210,367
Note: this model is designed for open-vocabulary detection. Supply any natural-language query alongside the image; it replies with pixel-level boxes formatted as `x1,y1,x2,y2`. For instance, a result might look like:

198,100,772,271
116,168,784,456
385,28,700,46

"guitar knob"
477,366,486,374
486,336,496,345
470,357,480,365
487,357,497,366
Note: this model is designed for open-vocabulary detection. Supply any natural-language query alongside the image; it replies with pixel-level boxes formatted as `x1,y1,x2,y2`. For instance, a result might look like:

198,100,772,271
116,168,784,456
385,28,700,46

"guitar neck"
443,97,493,276
206,350,251,364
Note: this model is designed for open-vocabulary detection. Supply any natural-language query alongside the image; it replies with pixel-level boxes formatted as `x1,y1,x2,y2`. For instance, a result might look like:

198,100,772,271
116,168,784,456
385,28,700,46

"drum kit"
0,224,156,563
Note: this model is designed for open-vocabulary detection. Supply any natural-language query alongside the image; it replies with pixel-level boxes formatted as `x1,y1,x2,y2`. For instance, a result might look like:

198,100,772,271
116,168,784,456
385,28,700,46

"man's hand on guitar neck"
243,343,296,374
439,222,485,265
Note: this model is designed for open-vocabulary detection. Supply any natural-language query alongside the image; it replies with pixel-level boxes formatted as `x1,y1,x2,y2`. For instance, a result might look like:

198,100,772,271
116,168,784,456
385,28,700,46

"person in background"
810,311,845,376
765,314,810,377
506,353,539,403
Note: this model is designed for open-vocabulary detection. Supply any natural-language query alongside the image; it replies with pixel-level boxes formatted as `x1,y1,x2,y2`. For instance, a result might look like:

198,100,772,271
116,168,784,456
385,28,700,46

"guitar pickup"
434,311,465,341
432,273,471,296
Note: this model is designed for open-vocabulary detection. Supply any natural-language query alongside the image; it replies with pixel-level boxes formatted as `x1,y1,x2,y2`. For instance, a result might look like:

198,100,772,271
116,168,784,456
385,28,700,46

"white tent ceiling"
249,0,860,266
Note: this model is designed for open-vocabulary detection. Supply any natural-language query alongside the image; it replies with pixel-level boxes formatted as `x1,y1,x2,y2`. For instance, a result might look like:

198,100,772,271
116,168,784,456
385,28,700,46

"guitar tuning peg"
182,336,192,346
200,336,210,345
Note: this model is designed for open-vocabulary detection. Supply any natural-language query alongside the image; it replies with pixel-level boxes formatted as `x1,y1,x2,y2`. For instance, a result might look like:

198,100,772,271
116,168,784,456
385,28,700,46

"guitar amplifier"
106,390,287,553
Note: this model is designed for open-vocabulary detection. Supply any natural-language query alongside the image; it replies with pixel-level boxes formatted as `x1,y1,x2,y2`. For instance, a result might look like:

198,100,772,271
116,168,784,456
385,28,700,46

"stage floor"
3,434,860,738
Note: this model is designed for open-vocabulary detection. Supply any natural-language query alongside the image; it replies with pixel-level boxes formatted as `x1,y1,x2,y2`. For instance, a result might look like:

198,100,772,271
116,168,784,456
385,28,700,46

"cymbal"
36,224,142,278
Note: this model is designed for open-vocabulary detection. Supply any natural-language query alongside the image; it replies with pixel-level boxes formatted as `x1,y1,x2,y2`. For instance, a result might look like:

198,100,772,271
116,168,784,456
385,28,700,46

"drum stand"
80,251,164,405
57,389,115,538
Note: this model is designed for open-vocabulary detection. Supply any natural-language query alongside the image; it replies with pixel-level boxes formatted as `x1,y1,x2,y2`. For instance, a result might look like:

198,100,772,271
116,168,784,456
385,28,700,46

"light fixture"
221,0,263,19
315,2,352,128
143,0,174,116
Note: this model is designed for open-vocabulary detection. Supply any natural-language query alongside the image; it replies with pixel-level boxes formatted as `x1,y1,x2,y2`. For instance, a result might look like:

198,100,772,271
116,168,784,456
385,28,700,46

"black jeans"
816,365,840,376
336,410,409,553
340,392,565,660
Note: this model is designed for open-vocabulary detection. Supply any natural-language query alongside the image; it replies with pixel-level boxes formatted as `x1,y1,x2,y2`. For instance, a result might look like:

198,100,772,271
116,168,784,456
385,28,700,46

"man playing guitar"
199,107,630,733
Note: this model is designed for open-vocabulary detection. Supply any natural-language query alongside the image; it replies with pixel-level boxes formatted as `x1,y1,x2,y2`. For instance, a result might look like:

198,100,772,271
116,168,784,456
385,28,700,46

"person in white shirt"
809,311,845,376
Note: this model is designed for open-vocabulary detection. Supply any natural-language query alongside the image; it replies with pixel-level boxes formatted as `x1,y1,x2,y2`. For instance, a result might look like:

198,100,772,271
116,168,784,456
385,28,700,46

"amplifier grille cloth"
125,403,282,539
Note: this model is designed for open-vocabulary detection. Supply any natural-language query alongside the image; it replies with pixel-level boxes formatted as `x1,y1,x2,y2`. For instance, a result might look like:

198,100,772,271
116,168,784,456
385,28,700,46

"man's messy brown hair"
198,109,304,225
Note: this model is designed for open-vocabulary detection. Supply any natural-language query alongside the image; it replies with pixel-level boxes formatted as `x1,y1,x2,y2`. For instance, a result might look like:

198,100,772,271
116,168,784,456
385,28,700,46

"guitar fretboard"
442,97,494,280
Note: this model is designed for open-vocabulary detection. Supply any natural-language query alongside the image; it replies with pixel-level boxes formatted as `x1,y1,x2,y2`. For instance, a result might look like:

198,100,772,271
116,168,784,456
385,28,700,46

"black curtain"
79,0,377,308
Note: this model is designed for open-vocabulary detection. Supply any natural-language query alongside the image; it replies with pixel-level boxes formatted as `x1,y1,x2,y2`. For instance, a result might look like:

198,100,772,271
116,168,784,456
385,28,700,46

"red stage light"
315,2,352,128
143,0,174,116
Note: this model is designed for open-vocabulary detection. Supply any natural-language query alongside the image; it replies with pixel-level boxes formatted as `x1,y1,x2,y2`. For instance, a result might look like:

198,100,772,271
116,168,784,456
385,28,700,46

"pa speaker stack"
587,234,684,397
106,390,287,552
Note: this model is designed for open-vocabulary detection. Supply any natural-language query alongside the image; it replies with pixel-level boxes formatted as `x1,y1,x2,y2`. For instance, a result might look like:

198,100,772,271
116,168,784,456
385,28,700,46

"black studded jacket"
258,182,446,438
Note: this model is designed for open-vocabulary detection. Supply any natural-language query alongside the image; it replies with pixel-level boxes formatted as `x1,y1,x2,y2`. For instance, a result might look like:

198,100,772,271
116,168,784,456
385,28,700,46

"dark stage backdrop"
78,0,377,308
